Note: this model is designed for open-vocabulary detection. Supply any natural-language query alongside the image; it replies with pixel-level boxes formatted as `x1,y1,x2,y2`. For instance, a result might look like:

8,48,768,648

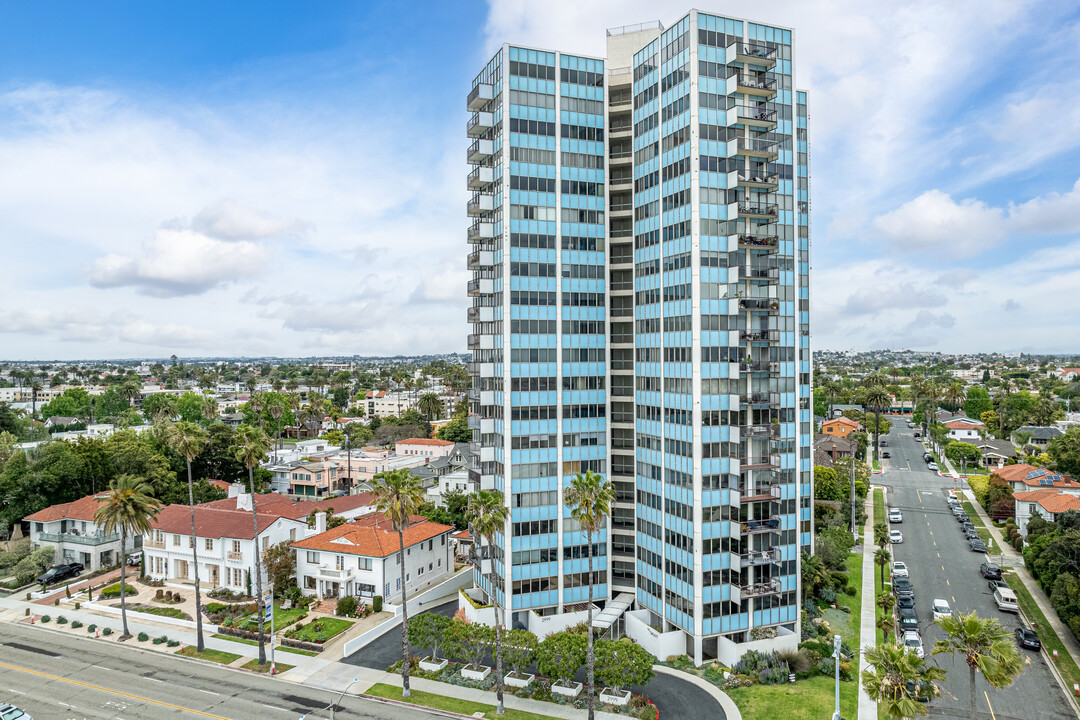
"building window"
232,540,241,554
290,528,296,541
358,557,372,571
204,538,213,551
336,555,344,570
173,534,181,546
304,576,316,589
307,551,320,564
262,536,269,550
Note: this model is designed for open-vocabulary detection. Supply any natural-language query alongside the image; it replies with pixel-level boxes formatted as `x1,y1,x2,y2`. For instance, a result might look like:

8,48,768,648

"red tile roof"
197,491,377,520
945,420,984,430
150,504,289,539
1014,489,1080,515
822,417,858,429
291,514,452,557
25,492,115,523
994,464,1080,488
397,438,454,446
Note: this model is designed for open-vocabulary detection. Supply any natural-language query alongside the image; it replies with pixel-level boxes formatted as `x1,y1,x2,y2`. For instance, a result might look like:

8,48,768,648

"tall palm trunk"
874,407,881,462
119,531,130,638
249,465,266,664
398,529,411,697
586,530,595,720
187,458,205,652
490,536,504,714
968,664,977,720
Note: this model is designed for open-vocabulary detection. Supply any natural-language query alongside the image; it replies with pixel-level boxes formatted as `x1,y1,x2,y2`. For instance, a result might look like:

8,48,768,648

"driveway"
343,600,724,718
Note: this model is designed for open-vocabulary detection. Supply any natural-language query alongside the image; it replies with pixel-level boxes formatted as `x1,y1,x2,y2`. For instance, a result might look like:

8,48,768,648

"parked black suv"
980,562,1002,580
37,563,83,585
1015,627,1041,650
893,578,915,600
899,606,919,632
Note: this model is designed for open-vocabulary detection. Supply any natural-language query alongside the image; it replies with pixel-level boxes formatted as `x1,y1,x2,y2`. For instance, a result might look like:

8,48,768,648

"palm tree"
201,396,218,425
94,475,160,639
121,378,142,409
466,490,511,714
864,383,892,463
874,548,891,592
149,394,179,423
166,421,209,651
1012,429,1034,458
233,425,272,664
417,392,442,422
268,403,284,462
822,377,842,419
932,612,1024,720
248,393,265,430
563,471,616,720
28,380,42,419
877,592,896,642
923,381,940,436
370,468,425,699
801,551,830,596
862,643,945,719
946,382,965,412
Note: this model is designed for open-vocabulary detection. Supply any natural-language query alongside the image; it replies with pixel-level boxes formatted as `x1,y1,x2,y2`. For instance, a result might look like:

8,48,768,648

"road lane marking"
946,578,950,586
198,689,220,696
942,566,946,572
58,701,77,708
0,659,233,719
936,553,941,558
7,689,24,694
984,691,998,720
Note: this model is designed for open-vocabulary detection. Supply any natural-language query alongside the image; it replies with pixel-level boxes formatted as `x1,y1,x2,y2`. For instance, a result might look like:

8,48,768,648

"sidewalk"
858,488,878,720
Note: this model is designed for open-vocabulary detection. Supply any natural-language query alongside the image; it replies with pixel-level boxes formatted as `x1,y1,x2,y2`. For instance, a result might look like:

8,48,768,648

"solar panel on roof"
1047,474,1062,483
1027,469,1048,480
1040,477,1056,486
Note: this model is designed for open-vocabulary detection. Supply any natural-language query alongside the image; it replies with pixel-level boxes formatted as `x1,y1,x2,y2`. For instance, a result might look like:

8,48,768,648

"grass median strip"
241,658,294,674
365,683,561,720
1005,574,1080,692
175,646,242,664
211,633,318,656
728,675,858,720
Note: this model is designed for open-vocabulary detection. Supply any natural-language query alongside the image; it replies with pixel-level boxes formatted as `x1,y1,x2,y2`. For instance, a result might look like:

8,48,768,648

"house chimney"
315,511,327,534
236,493,253,512
228,482,244,498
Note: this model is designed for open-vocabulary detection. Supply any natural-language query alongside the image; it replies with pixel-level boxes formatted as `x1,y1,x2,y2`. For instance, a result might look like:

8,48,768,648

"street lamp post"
328,678,359,720
832,633,843,720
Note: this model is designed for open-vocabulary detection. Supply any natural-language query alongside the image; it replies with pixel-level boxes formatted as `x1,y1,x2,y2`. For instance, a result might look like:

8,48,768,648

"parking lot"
880,421,1073,720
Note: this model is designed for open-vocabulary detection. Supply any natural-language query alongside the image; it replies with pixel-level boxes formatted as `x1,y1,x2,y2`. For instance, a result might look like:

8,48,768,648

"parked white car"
903,630,925,658
928,462,939,471
892,561,909,578
932,598,952,621
889,530,904,544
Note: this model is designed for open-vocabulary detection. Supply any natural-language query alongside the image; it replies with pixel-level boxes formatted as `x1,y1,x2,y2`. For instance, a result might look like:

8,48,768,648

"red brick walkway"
32,567,124,605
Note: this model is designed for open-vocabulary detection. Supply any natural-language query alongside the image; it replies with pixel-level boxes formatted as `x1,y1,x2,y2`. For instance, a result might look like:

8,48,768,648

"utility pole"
832,634,842,720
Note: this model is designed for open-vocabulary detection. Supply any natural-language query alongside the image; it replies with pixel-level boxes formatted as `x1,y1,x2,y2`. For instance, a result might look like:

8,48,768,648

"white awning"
592,592,635,630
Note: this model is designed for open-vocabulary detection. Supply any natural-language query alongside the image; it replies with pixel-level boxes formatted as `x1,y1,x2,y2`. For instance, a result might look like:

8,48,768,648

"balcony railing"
738,234,779,250
741,455,781,469
738,202,779,218
467,221,495,243
610,173,633,186
609,124,632,133
737,43,778,65
735,105,777,125
316,566,354,580
467,165,495,190
741,424,781,440
467,334,480,349
144,539,166,550
608,94,632,107
609,149,632,159
467,82,494,111
737,137,779,157
741,391,780,405
467,139,494,164
467,193,495,216
740,483,783,503
739,298,780,313
609,202,633,212
467,111,494,137
736,72,777,94
738,548,777,568
740,517,781,535
739,266,780,282
739,330,780,343
738,578,783,597
38,531,120,547
227,551,243,561
737,172,779,189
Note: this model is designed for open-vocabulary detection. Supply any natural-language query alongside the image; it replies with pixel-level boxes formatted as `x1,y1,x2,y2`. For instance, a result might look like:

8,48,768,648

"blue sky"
0,0,1078,359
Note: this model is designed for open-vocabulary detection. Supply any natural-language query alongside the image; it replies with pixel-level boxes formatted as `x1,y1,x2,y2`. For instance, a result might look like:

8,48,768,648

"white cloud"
872,190,1005,257
189,200,312,242
1009,177,1080,236
88,228,270,297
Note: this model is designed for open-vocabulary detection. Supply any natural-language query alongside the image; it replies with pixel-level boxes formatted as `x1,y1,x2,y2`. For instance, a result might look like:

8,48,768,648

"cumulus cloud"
189,199,312,242
872,190,1005,256
843,282,945,316
88,228,269,297
116,320,218,347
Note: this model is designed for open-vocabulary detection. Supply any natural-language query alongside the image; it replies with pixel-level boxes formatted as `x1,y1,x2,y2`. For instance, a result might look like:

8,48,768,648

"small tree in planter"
409,613,451,671
503,628,538,687
594,639,655,706
444,619,494,680
536,631,587,697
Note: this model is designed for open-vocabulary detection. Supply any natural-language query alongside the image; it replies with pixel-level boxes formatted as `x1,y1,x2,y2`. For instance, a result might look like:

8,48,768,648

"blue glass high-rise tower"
467,9,812,666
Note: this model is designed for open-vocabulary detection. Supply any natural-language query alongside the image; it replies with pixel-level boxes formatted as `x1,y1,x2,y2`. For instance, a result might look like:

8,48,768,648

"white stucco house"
291,514,454,601
1014,489,1080,537
26,492,136,571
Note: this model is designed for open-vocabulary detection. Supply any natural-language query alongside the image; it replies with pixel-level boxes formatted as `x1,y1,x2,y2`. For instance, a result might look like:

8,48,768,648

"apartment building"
466,10,811,665
26,492,136,571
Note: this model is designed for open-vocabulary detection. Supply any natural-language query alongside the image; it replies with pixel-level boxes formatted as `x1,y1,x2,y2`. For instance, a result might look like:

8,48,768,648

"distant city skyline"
1,0,1078,359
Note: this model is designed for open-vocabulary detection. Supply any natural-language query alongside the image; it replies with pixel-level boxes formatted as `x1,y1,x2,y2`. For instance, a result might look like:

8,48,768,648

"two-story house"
821,417,859,439
26,493,137,570
1013,489,1080,537
993,464,1080,496
395,438,456,458
292,514,454,601
944,418,984,442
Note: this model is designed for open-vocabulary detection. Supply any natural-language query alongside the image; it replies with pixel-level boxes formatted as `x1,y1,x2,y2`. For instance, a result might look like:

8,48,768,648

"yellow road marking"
936,553,941,558
946,578,950,586
984,691,997,720
942,565,946,572
0,659,232,719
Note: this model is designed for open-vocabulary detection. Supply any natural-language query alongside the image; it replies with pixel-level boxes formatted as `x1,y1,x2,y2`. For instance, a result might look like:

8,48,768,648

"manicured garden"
175,646,241,664
211,633,318,656
122,603,191,620
285,616,353,643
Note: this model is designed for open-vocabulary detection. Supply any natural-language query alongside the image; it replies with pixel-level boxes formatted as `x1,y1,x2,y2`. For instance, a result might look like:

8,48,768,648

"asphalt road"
343,600,724,719
0,622,419,720
880,421,1073,720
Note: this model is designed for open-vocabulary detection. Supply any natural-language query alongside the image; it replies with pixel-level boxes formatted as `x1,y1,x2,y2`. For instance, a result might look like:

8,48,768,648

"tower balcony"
467,192,495,216
735,72,777,99
467,333,495,350
467,305,495,323
740,330,780,344
737,171,779,190
740,390,780,406
467,221,495,243
467,278,495,297
467,249,495,270
737,136,779,160
735,105,777,130
739,266,780,283
738,548,779,569
737,234,779,252
467,139,494,164
467,82,494,111
739,483,783,503
735,578,782,601
738,298,780,314
739,516,781,535
740,454,781,470
741,423,781,441
738,202,779,220
467,165,495,190
735,42,778,69
467,111,494,137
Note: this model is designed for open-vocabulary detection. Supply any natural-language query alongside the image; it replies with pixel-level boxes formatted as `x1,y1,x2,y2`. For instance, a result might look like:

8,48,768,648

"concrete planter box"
552,680,583,698
504,671,534,688
461,665,491,681
419,657,448,672
600,689,632,706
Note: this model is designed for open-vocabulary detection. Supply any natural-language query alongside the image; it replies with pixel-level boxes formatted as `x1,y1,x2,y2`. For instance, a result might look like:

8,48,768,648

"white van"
993,587,1019,613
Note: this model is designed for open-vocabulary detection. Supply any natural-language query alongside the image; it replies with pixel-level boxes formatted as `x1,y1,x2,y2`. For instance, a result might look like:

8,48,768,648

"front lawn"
827,552,863,641
727,674,857,720
236,601,308,631
365,683,561,720
286,617,353,643
1006,573,1080,692
874,488,885,526
175,646,241,664
124,603,191,620
211,633,318,656
242,658,295,674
